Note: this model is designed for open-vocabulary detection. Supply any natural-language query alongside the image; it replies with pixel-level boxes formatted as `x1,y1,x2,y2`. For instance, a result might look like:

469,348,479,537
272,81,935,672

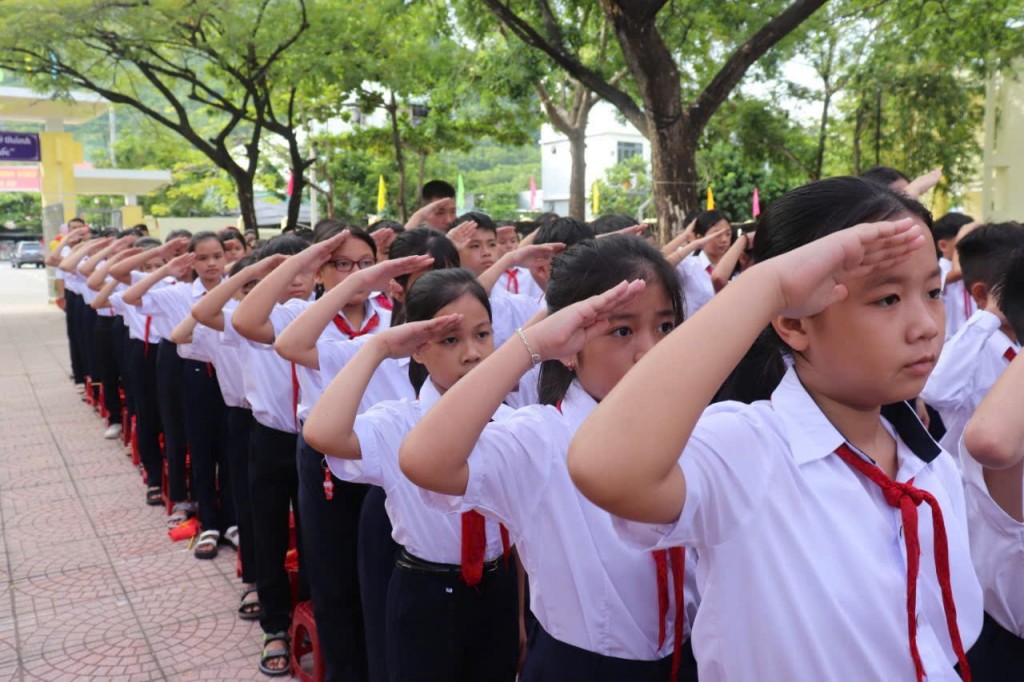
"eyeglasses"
329,258,376,273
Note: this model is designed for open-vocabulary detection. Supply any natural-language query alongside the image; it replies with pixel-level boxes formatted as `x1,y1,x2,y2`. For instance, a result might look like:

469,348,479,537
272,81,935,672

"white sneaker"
103,424,122,439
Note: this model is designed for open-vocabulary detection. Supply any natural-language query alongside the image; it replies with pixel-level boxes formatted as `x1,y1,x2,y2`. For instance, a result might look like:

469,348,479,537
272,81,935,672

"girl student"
93,238,169,505
123,231,232,545
400,235,699,682
566,178,983,681
61,234,116,406
219,227,249,264
663,212,732,319
270,225,456,682
232,221,390,682
171,253,261,620
303,268,523,682
191,234,315,676
957,253,1024,679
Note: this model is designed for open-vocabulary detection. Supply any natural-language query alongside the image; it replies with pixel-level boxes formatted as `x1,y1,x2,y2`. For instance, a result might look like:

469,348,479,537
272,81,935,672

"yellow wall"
971,70,1024,221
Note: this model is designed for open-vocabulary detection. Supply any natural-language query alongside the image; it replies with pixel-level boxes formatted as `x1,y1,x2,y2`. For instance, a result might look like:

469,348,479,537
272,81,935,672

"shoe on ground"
103,424,122,439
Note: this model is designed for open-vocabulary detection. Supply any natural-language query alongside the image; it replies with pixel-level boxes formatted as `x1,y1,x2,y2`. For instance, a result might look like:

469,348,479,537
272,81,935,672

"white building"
539,101,650,218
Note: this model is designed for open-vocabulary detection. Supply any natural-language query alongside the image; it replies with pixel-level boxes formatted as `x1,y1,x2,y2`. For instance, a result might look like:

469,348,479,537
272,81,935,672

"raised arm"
109,237,188,284
60,237,111,274
122,253,195,307
405,197,455,230
191,255,284,333
710,232,751,292
567,218,926,524
274,254,434,369
661,219,697,256
86,245,141,292
400,280,644,496
476,243,565,295
80,235,136,280
170,315,199,345
90,277,120,311
665,224,728,268
303,316,462,460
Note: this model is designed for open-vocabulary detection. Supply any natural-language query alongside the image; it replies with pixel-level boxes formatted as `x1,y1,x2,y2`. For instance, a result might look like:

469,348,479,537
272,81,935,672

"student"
405,180,458,231
960,252,1024,678
448,212,499,277
933,213,979,340
61,234,115,405
191,235,313,676
54,223,92,386
400,236,698,681
708,224,755,293
920,222,1024,458
566,177,982,681
672,210,732,319
274,226,458,682
220,227,249,264
305,269,520,682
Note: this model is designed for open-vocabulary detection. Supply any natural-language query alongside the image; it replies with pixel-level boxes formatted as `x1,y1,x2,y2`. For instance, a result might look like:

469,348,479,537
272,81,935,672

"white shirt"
223,312,297,433
615,367,982,682
942,269,976,341
676,251,715,319
497,266,545,301
55,245,71,282
109,286,156,343
490,290,545,348
78,259,113,316
139,278,218,361
920,310,1018,459
329,378,508,564
191,305,249,409
317,336,415,414
424,381,695,661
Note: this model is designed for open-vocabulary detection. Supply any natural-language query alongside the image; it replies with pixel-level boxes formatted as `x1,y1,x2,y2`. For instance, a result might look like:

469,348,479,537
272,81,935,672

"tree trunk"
813,88,831,181
235,174,258,239
650,123,699,243
567,130,587,219
387,93,409,221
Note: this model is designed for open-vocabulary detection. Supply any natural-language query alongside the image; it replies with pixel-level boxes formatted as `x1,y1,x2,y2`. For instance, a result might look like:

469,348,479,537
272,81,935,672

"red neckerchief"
505,268,519,294
373,293,393,311
1004,346,1017,362
833,443,970,682
333,311,380,339
143,316,152,358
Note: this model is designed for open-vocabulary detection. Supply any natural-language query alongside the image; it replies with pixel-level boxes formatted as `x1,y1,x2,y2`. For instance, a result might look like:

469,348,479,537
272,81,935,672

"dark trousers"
92,316,122,424
227,406,255,583
297,432,368,682
77,299,98,393
965,612,1024,681
65,291,86,384
359,485,400,682
127,339,162,487
385,556,519,682
249,419,302,635
521,623,698,682
156,340,188,502
180,359,232,533
112,318,132,419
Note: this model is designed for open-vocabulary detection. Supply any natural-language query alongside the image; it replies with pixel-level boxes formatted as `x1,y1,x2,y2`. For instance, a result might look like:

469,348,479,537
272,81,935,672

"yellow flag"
706,187,715,211
377,175,387,213
592,181,601,215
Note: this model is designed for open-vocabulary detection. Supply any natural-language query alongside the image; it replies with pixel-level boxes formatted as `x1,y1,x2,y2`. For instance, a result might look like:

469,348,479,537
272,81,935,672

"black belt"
396,548,500,577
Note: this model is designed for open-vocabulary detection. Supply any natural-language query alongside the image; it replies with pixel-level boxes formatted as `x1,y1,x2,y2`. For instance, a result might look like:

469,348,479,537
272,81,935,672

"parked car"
11,241,45,268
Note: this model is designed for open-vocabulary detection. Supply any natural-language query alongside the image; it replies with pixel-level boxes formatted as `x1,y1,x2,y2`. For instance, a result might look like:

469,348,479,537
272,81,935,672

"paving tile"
146,614,262,677
20,638,162,681
128,577,239,627
112,550,225,593
10,565,124,615
5,538,110,580
15,594,140,661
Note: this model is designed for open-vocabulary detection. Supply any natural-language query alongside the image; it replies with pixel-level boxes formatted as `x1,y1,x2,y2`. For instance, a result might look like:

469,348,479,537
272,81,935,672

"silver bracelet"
516,327,541,368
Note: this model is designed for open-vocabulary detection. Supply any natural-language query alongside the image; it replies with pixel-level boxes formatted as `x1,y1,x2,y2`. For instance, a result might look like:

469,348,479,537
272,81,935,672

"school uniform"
317,331,413,682
83,265,123,427
223,312,303,636
275,298,390,682
489,289,545,348
941,260,976,341
614,366,983,682
676,251,715,320
67,263,98,398
498,266,544,301
57,245,86,384
920,310,1019,461
423,380,698,682
328,378,519,682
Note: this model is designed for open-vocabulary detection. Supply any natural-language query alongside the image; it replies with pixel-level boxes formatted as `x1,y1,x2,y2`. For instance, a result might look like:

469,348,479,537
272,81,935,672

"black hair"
714,176,933,404
859,165,910,187
388,228,461,325
229,253,259,277
256,233,311,258
994,250,1024,341
534,212,559,225
69,216,86,225
534,217,594,248
495,220,516,229
694,210,729,237
219,227,246,248
135,237,162,250
313,219,377,258
734,221,757,235
132,223,149,232
99,228,120,238
369,219,405,235
956,222,1024,292
591,214,636,236
538,235,683,405
188,231,222,252
166,229,192,242
932,212,974,243
450,212,497,235
421,180,456,202
404,268,492,395
292,227,315,242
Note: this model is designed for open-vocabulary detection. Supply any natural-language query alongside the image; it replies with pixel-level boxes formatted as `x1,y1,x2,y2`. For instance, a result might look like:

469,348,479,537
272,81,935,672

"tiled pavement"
0,309,265,680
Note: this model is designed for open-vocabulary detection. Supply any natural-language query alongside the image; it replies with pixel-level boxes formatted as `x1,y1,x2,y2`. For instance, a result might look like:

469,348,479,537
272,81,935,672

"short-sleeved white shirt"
317,336,415,414
328,378,509,564
422,381,695,661
223,312,296,433
676,251,714,319
489,290,545,348
942,275,976,341
615,367,982,681
920,310,1018,459
191,305,249,409
498,266,545,301
139,278,219,361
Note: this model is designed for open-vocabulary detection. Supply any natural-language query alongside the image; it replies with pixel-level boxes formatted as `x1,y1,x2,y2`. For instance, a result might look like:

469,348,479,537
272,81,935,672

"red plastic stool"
84,376,96,408
130,416,140,468
288,601,323,682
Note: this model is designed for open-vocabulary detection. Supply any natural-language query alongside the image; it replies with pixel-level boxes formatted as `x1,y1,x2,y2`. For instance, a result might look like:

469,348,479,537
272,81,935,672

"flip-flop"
258,632,290,677
222,525,240,551
238,586,261,621
145,487,163,506
194,530,220,560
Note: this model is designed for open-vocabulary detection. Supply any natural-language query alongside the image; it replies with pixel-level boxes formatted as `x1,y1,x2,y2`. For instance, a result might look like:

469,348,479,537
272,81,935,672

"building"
962,66,1024,221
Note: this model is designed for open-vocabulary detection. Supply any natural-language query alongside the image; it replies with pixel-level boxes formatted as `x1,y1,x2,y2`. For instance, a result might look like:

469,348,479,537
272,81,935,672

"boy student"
933,213,978,340
405,180,457,231
920,221,1024,459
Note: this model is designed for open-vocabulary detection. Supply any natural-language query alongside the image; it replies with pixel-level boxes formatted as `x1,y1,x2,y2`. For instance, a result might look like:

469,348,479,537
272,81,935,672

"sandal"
223,525,240,551
238,586,261,621
145,486,163,507
258,632,290,677
194,530,220,560
166,501,194,529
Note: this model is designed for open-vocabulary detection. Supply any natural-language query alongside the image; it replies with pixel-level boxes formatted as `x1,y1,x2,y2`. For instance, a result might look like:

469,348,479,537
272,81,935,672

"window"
617,141,644,164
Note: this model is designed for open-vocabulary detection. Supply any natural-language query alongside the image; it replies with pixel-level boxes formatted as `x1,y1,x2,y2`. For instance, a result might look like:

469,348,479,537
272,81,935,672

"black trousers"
359,485,400,682
385,556,519,682
966,612,1024,681
297,431,368,682
64,291,86,384
180,359,232,533
92,316,122,424
521,623,699,682
156,340,188,502
76,298,98,392
249,419,302,635
227,406,255,583
127,339,162,487
112,317,131,420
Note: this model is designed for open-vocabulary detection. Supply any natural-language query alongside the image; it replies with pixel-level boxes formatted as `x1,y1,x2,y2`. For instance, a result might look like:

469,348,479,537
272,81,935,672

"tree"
0,0,316,235
478,0,827,238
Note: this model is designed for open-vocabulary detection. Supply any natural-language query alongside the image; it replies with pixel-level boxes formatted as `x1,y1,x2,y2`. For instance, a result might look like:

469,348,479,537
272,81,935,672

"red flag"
529,176,537,211
752,187,761,218
286,172,295,197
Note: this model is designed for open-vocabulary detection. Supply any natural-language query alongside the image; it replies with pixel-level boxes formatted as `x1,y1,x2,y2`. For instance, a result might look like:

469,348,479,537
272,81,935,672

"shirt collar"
772,367,940,466
559,380,597,431
337,299,375,331
419,376,442,410
696,250,711,269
